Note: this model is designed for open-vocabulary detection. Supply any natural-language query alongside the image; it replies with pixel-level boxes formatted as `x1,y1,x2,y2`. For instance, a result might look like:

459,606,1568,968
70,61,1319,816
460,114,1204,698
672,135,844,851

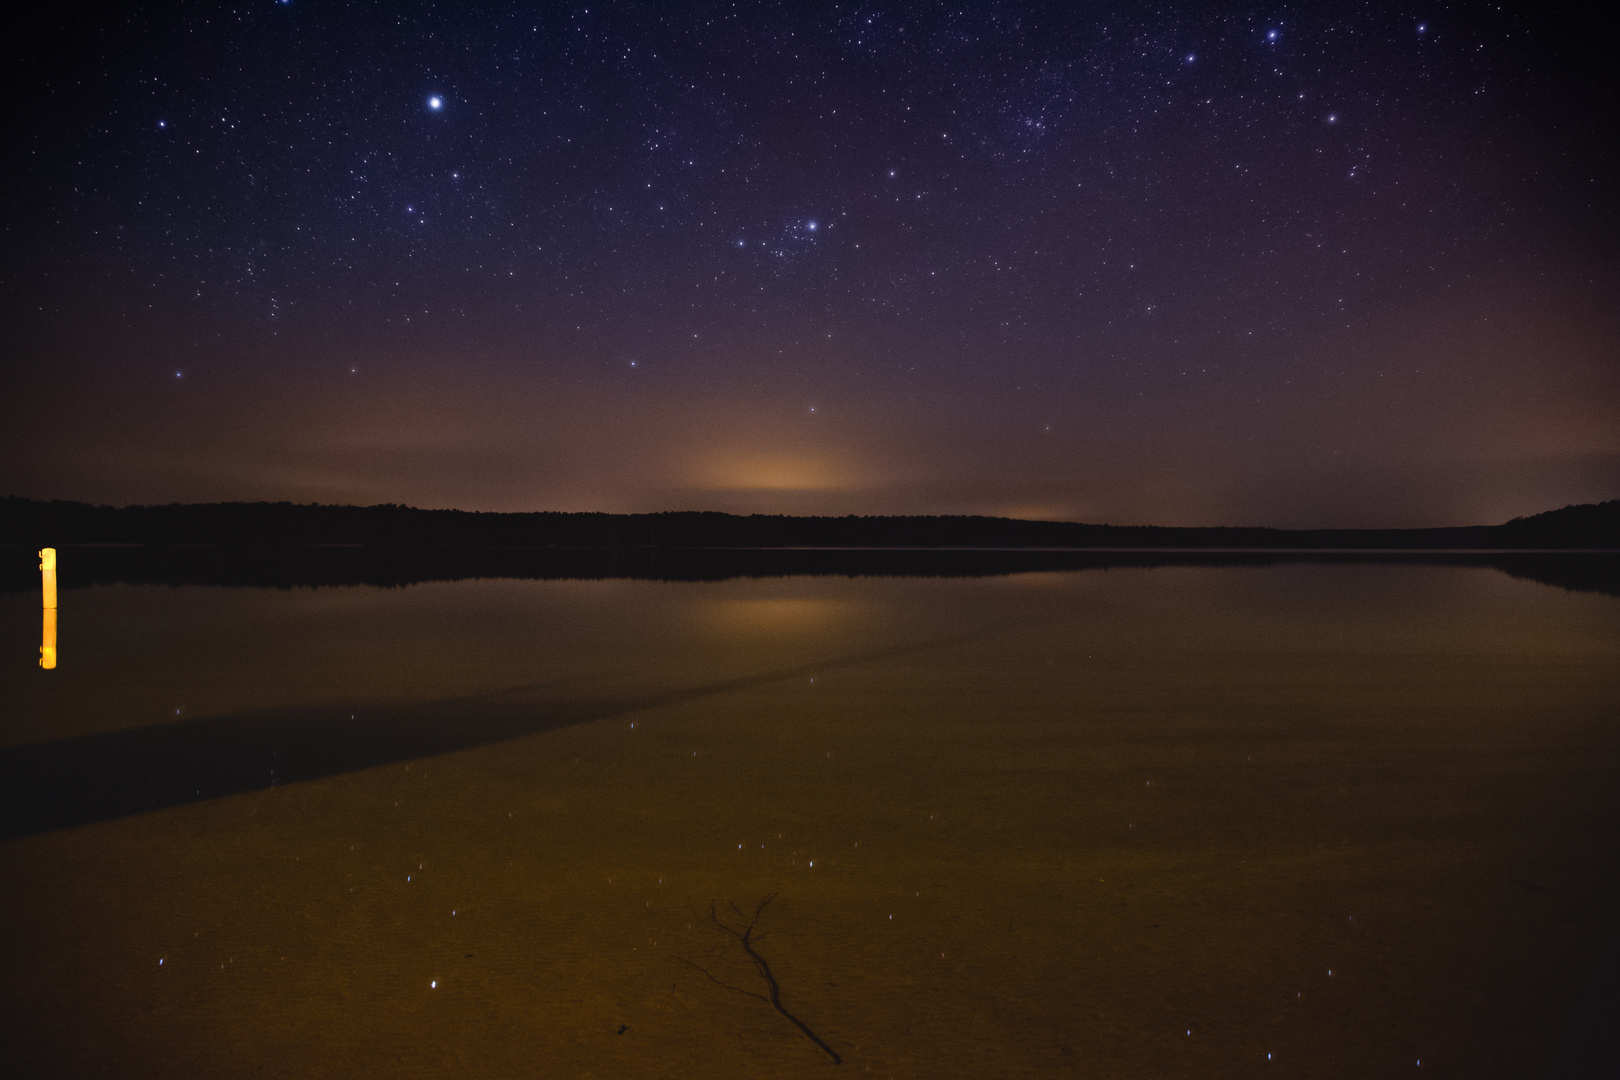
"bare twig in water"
678,894,842,1065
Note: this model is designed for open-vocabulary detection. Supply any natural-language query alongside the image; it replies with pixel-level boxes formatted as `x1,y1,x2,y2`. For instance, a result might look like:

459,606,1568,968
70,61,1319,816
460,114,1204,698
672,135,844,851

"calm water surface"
1,563,1617,1078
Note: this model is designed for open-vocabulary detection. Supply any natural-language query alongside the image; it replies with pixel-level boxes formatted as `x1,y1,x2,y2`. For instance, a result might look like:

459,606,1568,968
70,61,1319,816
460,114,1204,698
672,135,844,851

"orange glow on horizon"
694,453,848,492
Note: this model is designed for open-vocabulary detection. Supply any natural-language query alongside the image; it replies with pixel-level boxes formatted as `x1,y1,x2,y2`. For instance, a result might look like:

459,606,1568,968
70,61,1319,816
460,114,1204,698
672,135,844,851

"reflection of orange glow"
697,454,845,491
40,607,57,670
40,547,57,609
700,598,847,632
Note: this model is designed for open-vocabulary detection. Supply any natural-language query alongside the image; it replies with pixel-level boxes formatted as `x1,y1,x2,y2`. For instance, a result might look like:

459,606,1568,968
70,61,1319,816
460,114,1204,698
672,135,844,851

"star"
7,0,1607,538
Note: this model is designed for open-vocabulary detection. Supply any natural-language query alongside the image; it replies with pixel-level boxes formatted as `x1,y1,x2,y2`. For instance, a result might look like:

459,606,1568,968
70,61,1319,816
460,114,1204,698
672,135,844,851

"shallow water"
1,562,1617,1078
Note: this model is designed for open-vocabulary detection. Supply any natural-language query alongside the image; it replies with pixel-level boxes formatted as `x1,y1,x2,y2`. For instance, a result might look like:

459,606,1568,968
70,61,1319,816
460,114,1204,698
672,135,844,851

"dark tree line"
1,496,1616,551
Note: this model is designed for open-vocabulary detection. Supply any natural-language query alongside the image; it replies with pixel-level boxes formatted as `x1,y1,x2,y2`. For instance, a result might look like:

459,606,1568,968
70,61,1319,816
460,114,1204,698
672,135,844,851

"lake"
2,559,1617,1077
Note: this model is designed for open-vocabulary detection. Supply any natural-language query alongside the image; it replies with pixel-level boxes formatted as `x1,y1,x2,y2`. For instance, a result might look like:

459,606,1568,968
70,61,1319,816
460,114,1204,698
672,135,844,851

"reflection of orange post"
41,607,57,670
39,548,57,670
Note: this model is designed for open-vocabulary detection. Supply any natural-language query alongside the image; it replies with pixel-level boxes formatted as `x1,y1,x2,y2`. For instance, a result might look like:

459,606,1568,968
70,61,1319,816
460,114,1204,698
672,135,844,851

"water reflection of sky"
695,597,855,633
1,564,1618,1075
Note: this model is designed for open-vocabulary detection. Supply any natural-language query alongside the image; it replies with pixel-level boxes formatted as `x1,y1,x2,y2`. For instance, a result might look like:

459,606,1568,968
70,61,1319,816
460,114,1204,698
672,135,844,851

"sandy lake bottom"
1,562,1617,1078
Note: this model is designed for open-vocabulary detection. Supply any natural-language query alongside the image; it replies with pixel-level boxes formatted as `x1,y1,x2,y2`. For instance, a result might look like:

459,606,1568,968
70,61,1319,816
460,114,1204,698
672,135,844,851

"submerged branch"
691,894,842,1065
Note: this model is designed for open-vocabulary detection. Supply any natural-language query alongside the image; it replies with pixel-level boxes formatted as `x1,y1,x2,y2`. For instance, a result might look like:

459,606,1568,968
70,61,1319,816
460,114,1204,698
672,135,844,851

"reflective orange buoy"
39,548,57,670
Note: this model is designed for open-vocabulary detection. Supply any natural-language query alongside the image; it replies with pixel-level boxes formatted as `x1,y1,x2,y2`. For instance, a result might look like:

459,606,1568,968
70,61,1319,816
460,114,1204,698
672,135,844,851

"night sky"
3,1,1616,527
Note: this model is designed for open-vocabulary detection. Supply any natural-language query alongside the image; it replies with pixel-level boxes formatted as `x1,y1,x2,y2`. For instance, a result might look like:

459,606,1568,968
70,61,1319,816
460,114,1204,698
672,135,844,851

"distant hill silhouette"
1,497,1616,598
2,496,1616,551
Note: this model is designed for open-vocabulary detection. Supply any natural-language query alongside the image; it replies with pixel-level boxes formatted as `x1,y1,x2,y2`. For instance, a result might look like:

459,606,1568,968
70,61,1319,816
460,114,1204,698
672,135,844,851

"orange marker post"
39,548,57,670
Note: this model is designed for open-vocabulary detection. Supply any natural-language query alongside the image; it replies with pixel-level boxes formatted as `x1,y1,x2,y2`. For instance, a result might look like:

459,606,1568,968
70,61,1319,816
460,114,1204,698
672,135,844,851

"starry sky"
2,1,1616,527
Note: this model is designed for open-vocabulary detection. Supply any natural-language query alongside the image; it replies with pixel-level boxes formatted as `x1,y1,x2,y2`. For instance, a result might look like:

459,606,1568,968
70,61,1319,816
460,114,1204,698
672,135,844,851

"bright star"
807,220,817,231
1267,30,1278,41
427,96,443,111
